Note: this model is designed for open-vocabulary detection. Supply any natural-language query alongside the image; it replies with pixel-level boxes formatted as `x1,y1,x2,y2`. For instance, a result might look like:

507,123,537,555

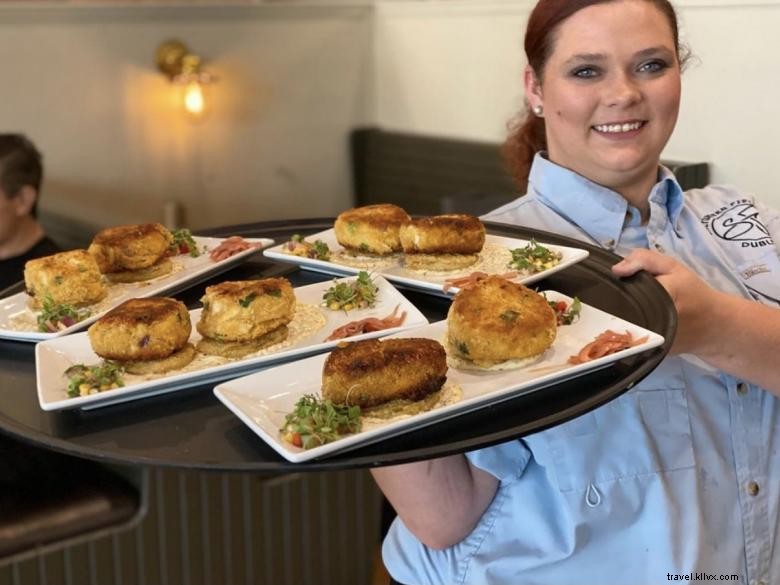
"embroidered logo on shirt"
742,264,770,280
701,200,773,248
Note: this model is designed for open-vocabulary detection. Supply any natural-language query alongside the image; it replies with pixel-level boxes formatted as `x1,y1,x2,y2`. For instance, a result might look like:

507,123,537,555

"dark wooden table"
0,219,675,472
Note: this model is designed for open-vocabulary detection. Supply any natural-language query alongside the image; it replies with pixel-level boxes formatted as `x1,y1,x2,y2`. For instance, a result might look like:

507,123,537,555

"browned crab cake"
88,223,174,282
321,338,447,409
88,297,194,374
195,278,296,357
446,276,556,370
24,249,107,309
400,214,485,271
334,203,411,256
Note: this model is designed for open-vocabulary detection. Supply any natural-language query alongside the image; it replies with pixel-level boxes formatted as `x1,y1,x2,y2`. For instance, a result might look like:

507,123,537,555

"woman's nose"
605,73,641,108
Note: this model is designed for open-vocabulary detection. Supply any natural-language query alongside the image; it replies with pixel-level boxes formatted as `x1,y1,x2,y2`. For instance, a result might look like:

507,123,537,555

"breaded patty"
88,297,191,361
334,204,411,256
196,278,295,343
447,276,556,368
88,223,173,273
122,343,196,375
321,338,447,408
24,249,107,308
400,214,485,255
196,325,289,359
104,257,173,284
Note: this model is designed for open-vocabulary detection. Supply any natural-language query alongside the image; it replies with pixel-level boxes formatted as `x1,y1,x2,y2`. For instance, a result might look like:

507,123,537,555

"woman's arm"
370,454,499,550
613,249,780,394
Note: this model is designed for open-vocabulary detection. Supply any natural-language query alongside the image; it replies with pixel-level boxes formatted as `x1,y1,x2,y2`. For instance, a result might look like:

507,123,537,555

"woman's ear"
12,186,38,217
524,65,543,111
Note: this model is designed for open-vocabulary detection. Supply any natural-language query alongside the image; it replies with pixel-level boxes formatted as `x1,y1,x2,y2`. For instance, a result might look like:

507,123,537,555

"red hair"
503,0,687,189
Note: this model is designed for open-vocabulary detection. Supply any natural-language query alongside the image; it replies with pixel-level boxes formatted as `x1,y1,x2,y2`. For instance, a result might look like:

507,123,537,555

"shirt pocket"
544,360,695,493
735,249,780,304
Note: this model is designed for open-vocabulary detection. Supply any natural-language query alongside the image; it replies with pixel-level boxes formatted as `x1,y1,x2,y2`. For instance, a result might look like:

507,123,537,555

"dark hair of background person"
0,134,44,218
502,0,690,189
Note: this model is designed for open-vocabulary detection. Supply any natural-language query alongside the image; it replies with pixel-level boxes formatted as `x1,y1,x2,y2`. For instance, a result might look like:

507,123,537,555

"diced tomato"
291,432,302,448
555,301,567,312
179,244,189,254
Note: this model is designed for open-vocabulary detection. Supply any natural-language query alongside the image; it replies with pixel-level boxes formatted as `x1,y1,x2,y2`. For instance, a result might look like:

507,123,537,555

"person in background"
372,1,780,584
0,133,59,292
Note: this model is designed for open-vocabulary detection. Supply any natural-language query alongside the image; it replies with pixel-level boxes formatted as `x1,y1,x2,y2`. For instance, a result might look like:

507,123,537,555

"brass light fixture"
156,40,216,118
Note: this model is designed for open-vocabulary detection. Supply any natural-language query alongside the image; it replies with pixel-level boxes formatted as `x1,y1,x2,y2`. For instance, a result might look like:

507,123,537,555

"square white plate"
213,291,664,463
263,228,589,296
36,275,427,411
1,235,273,342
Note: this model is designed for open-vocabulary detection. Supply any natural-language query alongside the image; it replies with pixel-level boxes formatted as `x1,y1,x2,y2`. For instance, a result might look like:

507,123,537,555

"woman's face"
526,0,681,193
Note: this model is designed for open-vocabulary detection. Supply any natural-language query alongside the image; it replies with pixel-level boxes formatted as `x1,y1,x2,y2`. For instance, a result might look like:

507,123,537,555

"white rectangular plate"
1,235,273,342
213,291,664,463
36,275,427,411
263,229,589,296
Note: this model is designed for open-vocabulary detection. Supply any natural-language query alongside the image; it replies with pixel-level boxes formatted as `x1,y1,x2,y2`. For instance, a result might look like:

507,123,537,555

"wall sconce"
155,39,216,119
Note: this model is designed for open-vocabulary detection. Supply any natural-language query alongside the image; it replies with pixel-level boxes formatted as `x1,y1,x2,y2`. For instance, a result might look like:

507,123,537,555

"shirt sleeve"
464,439,531,484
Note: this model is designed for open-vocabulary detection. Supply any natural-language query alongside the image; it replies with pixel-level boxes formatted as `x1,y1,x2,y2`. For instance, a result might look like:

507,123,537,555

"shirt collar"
527,153,685,246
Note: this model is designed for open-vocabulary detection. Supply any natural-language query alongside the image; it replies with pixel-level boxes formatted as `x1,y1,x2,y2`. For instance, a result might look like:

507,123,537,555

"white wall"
0,4,373,230
373,0,780,208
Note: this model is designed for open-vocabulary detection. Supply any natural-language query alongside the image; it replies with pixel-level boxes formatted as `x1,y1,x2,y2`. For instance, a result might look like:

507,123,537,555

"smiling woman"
373,1,780,584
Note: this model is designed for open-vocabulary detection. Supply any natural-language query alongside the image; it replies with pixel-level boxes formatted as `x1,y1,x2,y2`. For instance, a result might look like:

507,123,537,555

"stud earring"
532,105,544,117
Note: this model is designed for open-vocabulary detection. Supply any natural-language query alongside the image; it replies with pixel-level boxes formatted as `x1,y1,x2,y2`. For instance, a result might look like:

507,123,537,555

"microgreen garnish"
285,234,331,261
322,271,378,312
545,295,583,326
170,228,201,257
36,294,91,333
280,394,362,449
65,361,125,398
508,239,562,273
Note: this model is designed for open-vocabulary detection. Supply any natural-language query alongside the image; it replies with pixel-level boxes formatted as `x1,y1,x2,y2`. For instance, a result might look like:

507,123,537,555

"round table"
0,219,675,471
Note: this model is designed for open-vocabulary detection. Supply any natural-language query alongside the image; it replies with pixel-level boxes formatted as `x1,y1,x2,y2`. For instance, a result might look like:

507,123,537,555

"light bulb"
183,81,205,117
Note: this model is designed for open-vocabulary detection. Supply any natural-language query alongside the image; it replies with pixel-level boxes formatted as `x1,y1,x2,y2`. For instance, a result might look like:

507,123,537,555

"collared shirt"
383,154,780,585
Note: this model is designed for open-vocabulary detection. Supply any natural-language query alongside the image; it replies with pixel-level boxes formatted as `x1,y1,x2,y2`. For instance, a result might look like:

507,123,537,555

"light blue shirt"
383,154,780,585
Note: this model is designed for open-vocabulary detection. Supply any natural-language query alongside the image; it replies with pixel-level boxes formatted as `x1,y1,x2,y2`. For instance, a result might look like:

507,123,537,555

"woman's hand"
611,249,720,356
612,248,780,394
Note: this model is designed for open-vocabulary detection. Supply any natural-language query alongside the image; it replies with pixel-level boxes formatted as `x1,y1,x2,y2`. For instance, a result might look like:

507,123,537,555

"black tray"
0,219,675,471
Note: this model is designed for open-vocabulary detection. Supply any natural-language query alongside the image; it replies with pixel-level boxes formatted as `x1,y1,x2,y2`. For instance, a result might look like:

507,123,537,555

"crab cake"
88,297,194,374
24,249,107,309
334,204,410,256
447,276,556,370
400,214,485,271
321,338,447,409
196,278,295,357
88,223,174,283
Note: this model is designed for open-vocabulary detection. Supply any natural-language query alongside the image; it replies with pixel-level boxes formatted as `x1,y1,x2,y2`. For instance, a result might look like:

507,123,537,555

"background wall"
0,3,373,230
373,0,780,208
0,0,778,232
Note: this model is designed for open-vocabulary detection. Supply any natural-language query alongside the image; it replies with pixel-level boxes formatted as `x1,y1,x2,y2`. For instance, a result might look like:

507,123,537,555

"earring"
532,105,544,117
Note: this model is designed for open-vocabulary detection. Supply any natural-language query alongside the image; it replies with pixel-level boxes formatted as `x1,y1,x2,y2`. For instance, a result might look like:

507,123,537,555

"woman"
372,1,780,584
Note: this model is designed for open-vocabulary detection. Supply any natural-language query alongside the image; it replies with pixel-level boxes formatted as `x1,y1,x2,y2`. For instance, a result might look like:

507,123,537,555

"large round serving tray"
0,219,675,471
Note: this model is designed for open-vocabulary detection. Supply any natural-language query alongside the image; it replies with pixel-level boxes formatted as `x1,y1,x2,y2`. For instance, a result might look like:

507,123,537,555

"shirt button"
737,382,748,395
747,481,760,497
653,242,665,253
603,238,615,249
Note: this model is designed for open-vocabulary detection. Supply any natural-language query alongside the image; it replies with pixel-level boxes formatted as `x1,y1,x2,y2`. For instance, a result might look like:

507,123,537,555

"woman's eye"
572,67,599,79
638,60,668,73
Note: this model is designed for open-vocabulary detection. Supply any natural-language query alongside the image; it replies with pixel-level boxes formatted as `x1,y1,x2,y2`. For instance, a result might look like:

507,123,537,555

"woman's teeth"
593,122,643,133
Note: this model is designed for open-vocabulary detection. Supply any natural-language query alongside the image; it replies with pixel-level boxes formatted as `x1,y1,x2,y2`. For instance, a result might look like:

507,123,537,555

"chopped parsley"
238,292,258,308
36,294,91,332
508,239,563,273
280,394,362,449
169,228,201,257
500,309,520,323
322,271,378,311
65,361,125,398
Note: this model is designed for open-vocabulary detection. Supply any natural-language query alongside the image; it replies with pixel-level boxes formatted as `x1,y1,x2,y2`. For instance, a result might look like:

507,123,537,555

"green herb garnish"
454,340,470,356
170,228,201,257
238,292,258,308
500,309,520,322
508,239,563,273
545,294,583,326
285,234,331,260
36,294,91,333
280,394,362,449
322,271,379,311
65,361,125,398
